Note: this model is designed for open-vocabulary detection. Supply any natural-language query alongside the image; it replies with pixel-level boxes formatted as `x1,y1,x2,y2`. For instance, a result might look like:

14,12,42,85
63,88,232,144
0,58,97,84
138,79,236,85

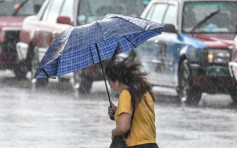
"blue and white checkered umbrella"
35,14,164,78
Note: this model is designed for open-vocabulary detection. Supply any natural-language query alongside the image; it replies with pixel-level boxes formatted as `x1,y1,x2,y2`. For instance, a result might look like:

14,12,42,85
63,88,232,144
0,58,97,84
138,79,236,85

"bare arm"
111,113,131,139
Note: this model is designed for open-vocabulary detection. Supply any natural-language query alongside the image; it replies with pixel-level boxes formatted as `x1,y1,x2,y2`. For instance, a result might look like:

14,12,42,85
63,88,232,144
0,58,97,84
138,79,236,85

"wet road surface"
0,70,237,148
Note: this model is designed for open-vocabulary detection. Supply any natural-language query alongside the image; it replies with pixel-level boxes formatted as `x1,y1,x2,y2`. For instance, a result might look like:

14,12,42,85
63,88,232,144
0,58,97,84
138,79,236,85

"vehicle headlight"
208,49,230,64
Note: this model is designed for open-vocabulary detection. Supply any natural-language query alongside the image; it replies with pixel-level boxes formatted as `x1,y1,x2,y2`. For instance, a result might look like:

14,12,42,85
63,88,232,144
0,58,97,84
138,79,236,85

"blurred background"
0,0,237,148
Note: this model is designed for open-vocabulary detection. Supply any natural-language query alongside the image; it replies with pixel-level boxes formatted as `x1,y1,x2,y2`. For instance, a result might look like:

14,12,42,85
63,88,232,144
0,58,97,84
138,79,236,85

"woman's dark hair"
105,45,155,107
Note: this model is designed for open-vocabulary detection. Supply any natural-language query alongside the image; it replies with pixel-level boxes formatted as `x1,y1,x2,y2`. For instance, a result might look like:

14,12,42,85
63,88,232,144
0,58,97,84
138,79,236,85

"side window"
145,3,168,23
163,4,178,26
77,0,93,25
60,0,74,20
16,0,45,15
42,0,64,23
41,0,52,21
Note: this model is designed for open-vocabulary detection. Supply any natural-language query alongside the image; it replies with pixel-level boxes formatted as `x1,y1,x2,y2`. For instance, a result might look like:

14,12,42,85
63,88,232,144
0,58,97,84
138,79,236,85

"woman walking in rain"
106,49,159,148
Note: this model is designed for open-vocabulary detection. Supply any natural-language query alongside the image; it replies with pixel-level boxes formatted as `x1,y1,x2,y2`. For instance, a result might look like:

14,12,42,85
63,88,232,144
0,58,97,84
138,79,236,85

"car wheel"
230,79,237,103
31,46,48,88
230,90,237,103
177,59,202,105
58,77,70,83
78,71,92,94
13,63,27,80
71,70,82,91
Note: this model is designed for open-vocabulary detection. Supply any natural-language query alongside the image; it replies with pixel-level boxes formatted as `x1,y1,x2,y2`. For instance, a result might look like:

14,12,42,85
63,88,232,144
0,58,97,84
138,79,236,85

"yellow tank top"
114,90,156,146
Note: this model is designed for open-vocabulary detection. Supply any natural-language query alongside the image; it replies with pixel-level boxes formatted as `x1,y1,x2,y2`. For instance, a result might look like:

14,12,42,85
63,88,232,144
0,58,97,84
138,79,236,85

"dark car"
0,0,45,79
139,0,237,104
16,0,146,93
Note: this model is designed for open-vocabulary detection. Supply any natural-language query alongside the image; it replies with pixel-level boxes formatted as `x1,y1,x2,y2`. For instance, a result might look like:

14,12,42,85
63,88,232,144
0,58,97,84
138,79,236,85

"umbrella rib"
89,46,95,64
124,36,136,48
42,67,50,78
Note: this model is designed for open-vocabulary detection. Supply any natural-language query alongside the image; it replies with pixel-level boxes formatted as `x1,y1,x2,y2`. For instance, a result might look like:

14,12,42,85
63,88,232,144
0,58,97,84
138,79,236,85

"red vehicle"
0,0,44,79
16,0,146,93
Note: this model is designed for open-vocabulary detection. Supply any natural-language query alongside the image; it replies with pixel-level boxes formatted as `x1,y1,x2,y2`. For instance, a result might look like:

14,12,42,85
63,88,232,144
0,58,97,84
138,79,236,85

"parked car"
0,0,45,79
139,0,237,104
16,0,146,92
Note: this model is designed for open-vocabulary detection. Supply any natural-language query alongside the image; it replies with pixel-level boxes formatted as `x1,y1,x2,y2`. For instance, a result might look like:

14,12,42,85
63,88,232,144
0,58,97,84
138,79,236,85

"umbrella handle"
110,116,115,120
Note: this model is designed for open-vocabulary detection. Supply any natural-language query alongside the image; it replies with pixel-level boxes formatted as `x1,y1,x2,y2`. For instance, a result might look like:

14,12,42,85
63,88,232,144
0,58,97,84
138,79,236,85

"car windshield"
0,0,44,16
78,0,146,25
182,1,237,33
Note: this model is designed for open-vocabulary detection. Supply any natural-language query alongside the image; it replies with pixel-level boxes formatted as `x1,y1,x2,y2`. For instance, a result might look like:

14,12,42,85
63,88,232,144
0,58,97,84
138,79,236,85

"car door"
34,0,64,60
141,1,180,87
156,1,180,87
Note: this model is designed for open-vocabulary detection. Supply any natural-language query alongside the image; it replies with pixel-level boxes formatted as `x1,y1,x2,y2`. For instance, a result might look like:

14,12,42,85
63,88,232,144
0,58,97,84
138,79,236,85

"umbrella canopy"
35,14,164,78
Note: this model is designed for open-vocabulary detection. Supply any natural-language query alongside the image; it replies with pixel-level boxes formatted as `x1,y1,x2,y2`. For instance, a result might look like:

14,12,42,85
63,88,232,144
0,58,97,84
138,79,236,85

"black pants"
127,143,159,148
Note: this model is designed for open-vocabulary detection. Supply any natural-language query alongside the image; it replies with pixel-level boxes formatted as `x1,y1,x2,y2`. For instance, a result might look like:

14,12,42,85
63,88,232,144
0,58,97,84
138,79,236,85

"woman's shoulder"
120,89,131,96
117,90,132,113
119,90,132,101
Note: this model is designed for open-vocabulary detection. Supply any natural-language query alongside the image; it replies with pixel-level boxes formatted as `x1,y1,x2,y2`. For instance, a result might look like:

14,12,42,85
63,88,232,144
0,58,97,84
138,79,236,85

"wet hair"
105,45,155,107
